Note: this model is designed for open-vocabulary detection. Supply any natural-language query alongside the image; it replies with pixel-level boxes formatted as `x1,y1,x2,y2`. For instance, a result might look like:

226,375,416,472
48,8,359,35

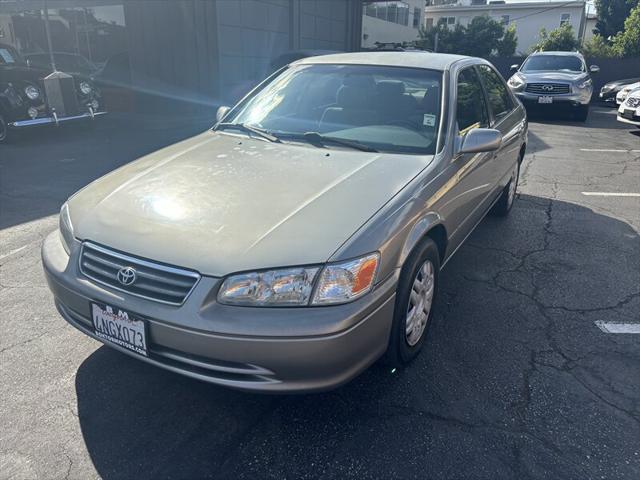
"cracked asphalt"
1,107,639,480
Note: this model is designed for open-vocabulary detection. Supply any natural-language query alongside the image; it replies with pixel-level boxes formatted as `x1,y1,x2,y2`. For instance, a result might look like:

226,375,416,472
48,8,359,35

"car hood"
0,64,49,83
68,131,430,276
605,77,640,89
520,71,587,83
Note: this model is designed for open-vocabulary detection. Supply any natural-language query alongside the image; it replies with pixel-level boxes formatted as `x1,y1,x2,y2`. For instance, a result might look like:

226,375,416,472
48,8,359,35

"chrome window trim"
79,241,201,306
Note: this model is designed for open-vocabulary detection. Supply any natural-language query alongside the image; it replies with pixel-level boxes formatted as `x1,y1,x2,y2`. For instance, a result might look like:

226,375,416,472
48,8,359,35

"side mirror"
216,105,231,123
510,64,519,73
457,128,502,154
589,65,600,73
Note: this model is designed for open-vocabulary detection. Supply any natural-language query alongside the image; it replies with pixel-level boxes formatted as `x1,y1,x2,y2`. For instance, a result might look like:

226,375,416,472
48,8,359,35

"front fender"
399,212,444,267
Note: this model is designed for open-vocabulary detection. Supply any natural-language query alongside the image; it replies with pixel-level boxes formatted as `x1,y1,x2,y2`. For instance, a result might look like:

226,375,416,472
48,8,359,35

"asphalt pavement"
1,107,639,480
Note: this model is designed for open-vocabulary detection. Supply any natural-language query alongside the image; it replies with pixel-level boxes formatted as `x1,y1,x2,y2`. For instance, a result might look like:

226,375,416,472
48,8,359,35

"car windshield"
522,55,584,73
220,64,443,155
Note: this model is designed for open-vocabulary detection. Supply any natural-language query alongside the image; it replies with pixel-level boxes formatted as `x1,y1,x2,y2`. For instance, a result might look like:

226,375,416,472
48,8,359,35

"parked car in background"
616,82,640,105
42,52,527,393
617,88,640,127
0,44,105,144
599,77,640,104
507,51,598,121
24,52,99,77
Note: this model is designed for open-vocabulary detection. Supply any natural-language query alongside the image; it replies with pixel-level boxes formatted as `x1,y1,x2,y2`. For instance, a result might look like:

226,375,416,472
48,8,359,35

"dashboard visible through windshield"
219,64,443,155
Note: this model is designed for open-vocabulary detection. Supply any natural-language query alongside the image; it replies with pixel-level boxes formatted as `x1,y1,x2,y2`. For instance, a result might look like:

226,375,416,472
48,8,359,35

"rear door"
476,64,524,194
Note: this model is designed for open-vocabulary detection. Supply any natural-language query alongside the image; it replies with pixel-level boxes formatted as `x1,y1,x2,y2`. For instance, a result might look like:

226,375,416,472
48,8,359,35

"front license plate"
622,109,635,119
91,303,147,356
538,96,553,104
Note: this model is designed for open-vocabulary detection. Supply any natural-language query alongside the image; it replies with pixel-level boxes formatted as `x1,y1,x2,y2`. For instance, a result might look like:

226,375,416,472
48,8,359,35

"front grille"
79,242,200,305
626,97,640,108
525,83,571,95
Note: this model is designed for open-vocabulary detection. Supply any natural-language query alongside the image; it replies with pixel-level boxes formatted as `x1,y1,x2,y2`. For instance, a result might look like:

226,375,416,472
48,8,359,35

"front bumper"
514,91,591,106
42,232,397,393
9,110,106,128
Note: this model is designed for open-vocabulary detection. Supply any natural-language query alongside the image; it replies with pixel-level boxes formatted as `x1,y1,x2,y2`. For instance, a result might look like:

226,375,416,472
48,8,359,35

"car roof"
293,51,472,71
530,51,583,57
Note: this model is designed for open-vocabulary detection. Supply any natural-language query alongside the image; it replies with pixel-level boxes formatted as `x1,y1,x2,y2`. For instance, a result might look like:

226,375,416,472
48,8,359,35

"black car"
0,44,105,143
599,77,640,104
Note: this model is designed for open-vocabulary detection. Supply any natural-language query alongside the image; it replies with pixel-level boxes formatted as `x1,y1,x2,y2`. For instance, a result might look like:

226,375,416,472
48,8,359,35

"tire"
491,161,520,217
574,104,589,122
0,113,8,144
384,237,440,367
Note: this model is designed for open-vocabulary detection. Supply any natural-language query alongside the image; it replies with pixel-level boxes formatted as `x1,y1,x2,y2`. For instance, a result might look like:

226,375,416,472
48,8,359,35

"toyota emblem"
117,266,137,286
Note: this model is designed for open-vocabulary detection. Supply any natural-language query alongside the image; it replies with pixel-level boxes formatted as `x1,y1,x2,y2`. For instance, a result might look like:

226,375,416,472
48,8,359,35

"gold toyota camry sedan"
42,52,528,392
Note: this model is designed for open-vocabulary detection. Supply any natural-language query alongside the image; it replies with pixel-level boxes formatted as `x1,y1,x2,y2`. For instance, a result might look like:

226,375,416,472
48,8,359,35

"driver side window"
456,67,489,135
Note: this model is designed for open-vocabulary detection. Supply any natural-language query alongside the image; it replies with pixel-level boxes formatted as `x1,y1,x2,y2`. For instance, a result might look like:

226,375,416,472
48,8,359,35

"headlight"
59,203,74,255
312,253,379,305
218,267,319,306
601,84,613,93
24,85,40,100
507,74,525,90
79,81,92,95
217,252,379,307
577,79,592,90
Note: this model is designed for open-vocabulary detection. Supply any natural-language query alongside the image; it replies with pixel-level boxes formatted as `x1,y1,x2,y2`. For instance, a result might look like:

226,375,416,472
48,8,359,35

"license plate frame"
538,96,553,104
91,302,148,356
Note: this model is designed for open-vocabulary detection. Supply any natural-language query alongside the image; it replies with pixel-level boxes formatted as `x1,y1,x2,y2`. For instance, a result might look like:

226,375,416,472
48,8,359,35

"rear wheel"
574,104,589,122
491,162,519,217
384,238,440,367
0,113,8,144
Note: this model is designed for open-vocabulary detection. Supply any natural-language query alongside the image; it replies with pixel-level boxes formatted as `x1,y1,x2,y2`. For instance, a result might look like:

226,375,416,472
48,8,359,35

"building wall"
124,0,362,111
425,2,586,54
361,0,424,48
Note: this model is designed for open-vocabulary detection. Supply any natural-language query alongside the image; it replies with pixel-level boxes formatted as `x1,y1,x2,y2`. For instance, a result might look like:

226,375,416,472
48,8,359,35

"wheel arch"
399,213,448,268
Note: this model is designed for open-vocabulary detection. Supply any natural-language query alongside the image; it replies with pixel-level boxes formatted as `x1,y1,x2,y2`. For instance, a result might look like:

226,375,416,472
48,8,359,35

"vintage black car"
0,44,105,143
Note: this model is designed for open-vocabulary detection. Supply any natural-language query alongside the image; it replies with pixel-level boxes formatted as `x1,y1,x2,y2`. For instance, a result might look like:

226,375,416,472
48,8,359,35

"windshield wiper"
215,123,281,143
281,131,378,153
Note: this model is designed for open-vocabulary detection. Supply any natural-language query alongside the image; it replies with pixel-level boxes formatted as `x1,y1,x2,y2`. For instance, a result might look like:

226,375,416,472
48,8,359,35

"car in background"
599,77,640,104
0,44,105,143
24,52,99,77
617,88,640,127
42,52,528,393
507,51,598,122
616,82,640,105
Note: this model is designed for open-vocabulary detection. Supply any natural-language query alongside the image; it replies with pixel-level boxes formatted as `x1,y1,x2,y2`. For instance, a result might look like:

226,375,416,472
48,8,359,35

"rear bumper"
9,110,106,128
42,231,397,393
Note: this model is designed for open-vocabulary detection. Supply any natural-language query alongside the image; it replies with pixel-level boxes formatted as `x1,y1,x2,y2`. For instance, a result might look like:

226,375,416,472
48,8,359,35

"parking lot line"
0,245,28,261
579,149,640,153
595,321,640,334
581,192,640,197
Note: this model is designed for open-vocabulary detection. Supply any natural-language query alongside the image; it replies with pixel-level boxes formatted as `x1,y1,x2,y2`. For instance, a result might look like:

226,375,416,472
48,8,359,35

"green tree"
531,24,580,52
417,15,517,57
582,34,616,57
594,0,638,38
611,3,640,56
497,24,517,56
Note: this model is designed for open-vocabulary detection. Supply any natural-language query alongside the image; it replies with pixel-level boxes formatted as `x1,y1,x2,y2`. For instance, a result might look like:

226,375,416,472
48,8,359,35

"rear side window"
477,65,514,122
456,67,489,134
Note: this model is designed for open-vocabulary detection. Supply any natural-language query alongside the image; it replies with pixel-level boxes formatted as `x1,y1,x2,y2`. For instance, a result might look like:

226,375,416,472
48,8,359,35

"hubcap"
405,260,435,347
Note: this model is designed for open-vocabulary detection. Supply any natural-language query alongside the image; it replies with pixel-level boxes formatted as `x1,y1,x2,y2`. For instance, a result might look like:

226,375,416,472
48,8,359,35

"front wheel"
384,238,440,367
574,104,589,122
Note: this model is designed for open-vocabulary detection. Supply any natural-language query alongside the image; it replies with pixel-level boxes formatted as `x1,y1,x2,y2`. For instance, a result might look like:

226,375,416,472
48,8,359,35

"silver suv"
507,51,599,122
43,52,527,393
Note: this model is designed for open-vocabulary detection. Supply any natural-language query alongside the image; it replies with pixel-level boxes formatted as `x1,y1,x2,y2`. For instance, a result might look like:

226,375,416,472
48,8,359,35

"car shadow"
73,194,640,480
526,105,630,130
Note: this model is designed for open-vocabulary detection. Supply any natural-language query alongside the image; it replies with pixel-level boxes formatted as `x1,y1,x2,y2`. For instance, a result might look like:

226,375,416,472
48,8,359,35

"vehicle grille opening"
525,83,571,95
79,242,200,305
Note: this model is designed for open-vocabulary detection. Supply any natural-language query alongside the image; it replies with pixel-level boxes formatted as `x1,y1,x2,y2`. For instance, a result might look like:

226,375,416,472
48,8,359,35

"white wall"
425,3,586,54
361,0,424,48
